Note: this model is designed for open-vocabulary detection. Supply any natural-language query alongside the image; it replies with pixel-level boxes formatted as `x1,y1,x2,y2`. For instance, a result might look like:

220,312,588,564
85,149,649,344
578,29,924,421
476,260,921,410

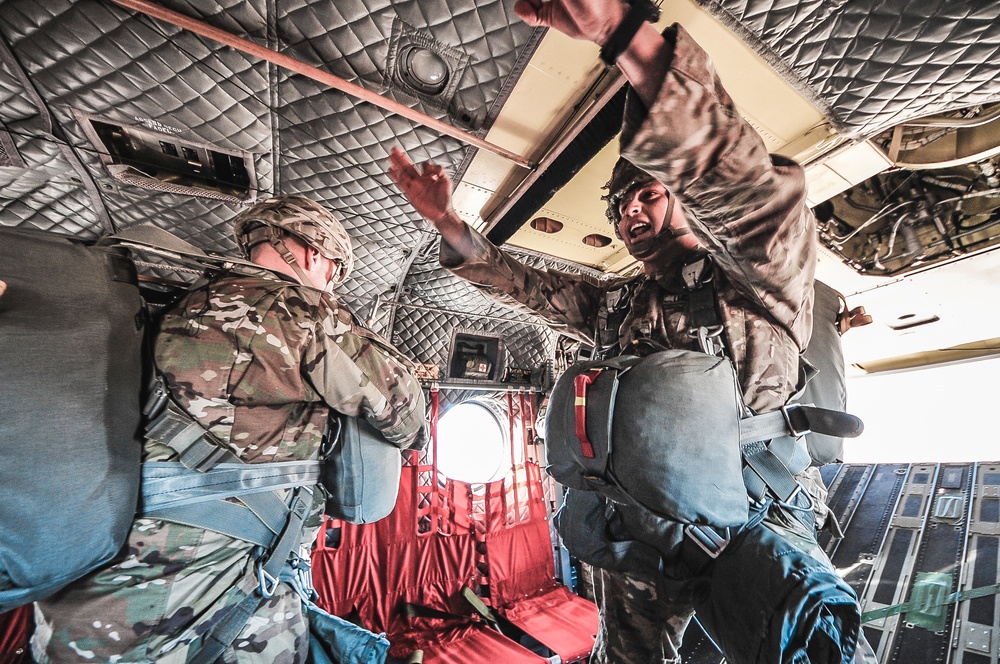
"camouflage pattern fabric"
32,271,426,663
442,24,821,664
592,568,694,664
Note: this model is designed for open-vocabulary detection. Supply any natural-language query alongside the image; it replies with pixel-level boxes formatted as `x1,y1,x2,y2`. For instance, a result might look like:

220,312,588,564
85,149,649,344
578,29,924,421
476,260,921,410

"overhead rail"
110,0,535,170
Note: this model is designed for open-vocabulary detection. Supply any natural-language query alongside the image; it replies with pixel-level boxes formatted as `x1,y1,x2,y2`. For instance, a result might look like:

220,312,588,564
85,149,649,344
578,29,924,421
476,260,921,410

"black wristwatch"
599,0,662,67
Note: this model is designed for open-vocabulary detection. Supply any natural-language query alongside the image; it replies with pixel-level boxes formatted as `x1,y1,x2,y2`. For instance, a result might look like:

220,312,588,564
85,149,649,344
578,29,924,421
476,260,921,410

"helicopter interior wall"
0,0,542,344
691,0,1000,139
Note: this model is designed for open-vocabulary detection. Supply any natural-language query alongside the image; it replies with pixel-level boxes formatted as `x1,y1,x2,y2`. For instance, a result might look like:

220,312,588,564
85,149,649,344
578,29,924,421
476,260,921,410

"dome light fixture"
400,46,449,96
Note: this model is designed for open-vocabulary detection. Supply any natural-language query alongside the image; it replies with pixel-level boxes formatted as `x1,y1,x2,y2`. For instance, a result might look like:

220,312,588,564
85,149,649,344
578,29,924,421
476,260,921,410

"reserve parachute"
544,269,867,663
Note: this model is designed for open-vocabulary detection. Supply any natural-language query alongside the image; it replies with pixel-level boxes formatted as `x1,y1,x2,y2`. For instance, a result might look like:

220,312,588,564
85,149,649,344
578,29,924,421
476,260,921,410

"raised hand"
388,147,454,224
388,147,472,253
513,0,626,46
515,0,668,110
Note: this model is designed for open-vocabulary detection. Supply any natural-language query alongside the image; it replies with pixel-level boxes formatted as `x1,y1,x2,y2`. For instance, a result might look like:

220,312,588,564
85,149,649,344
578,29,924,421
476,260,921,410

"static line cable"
110,0,535,170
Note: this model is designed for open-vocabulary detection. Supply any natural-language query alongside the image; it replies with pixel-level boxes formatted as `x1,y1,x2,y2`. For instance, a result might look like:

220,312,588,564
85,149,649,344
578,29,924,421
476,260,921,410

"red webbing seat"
0,605,31,663
482,462,598,663
312,464,543,662
500,586,599,663
405,623,548,664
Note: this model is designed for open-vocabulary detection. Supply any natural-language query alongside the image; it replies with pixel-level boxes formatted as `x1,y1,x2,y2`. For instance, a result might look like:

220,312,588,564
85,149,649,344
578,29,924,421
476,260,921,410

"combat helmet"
233,195,354,287
602,157,656,234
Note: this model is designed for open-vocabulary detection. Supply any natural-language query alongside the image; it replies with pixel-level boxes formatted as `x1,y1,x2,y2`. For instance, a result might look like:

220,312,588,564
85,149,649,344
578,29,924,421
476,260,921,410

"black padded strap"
144,405,236,471
740,404,864,444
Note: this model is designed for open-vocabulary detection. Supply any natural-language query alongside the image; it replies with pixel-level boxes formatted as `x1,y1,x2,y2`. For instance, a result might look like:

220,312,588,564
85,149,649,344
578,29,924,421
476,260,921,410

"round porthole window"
436,400,515,483
400,46,449,96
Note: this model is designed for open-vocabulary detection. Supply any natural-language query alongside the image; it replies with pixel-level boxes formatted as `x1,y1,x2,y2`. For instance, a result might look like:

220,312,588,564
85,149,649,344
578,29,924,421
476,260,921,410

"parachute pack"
0,224,405,627
801,278,871,465
545,259,869,663
0,228,145,613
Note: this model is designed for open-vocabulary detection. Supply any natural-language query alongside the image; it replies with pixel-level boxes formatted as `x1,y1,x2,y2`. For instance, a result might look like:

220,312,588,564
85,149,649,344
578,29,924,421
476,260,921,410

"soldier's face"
617,181,669,244
617,182,699,257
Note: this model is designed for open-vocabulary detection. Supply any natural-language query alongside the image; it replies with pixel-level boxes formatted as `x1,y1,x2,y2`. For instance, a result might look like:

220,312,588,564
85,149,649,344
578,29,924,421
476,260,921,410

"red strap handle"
573,369,604,459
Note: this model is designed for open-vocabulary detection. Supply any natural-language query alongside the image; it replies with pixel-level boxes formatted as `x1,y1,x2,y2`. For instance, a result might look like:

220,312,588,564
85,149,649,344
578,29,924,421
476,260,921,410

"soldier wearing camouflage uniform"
32,197,427,663
387,0,845,661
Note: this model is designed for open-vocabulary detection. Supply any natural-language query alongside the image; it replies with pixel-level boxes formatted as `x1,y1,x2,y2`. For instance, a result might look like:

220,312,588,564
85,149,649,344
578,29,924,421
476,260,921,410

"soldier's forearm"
615,22,672,110
433,209,477,259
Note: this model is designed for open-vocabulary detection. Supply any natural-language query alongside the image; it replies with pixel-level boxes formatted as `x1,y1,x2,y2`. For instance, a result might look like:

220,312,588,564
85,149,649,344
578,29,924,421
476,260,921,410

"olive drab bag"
799,280,866,466
321,412,404,525
0,227,145,613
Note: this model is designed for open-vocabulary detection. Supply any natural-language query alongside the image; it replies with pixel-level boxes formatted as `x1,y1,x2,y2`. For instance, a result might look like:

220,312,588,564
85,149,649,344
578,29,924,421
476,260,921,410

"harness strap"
144,500,278,548
141,460,320,512
678,499,771,576
141,384,319,662
681,256,726,356
741,440,800,503
682,257,719,328
260,487,313,597
145,404,235,471
740,404,863,444
185,486,314,664
739,404,863,502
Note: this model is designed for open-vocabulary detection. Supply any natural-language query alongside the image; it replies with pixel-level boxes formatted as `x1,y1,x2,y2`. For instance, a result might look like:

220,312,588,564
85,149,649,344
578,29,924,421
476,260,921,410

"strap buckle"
143,375,170,420
685,524,730,559
775,481,816,514
681,257,712,290
691,325,725,356
285,553,316,603
781,403,811,437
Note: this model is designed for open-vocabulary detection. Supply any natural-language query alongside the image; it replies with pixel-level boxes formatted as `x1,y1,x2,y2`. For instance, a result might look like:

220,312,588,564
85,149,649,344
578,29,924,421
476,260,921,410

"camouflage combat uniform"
32,268,426,663
442,24,825,664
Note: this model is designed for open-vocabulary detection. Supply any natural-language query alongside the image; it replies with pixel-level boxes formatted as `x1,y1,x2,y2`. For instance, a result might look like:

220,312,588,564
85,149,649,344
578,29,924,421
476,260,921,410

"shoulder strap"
680,254,726,356
594,275,643,359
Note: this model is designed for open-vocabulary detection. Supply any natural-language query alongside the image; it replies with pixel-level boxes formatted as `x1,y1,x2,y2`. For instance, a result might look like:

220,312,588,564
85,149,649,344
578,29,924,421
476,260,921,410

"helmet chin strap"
272,236,314,286
277,236,343,294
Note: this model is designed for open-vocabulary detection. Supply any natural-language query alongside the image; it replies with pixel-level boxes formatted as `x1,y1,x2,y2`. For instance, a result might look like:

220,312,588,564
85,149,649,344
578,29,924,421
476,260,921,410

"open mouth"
628,222,651,239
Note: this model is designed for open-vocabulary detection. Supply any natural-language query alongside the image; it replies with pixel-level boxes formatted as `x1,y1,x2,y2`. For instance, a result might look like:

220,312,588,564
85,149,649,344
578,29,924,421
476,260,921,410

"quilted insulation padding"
391,235,613,377
695,0,1000,139
0,0,539,346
